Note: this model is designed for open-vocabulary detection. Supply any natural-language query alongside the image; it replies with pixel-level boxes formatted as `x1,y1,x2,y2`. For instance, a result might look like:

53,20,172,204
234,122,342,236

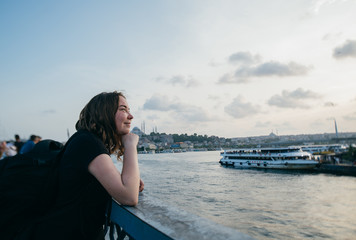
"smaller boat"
219,147,319,170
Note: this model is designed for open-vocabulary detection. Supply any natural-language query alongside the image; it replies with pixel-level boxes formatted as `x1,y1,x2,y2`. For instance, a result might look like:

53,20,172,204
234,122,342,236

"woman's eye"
119,108,129,113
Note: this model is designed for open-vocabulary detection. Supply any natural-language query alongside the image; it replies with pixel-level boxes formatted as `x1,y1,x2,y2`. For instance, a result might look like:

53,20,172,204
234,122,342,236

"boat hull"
219,159,319,170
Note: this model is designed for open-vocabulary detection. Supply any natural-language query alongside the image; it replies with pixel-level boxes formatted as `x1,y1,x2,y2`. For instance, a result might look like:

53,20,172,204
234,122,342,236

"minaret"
141,121,146,134
334,119,339,138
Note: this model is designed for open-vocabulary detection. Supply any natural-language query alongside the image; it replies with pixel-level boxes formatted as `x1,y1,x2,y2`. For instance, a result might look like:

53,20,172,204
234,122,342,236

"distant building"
170,142,192,149
268,132,278,138
140,142,157,150
131,127,145,137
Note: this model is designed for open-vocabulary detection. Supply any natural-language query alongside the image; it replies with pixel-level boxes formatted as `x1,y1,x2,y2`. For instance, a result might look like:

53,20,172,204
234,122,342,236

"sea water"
116,151,356,240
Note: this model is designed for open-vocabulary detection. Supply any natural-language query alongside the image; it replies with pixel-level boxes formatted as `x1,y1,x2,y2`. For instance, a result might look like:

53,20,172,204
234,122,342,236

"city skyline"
132,121,354,141
1,1,356,142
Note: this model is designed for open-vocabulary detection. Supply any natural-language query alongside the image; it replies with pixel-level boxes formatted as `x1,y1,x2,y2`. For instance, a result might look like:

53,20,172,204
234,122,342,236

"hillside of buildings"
131,127,356,152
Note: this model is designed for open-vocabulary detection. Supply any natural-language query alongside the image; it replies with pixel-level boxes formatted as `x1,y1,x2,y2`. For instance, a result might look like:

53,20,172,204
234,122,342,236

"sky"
1,0,356,142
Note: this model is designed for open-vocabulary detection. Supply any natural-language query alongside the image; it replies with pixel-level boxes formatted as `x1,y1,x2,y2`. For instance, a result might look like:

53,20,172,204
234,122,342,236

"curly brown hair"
75,91,125,159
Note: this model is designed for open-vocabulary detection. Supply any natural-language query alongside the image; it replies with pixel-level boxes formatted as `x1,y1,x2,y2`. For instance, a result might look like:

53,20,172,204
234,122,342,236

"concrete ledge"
110,194,254,240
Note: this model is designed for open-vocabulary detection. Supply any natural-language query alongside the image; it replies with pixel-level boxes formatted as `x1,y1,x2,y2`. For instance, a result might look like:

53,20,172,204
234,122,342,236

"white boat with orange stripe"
219,147,319,170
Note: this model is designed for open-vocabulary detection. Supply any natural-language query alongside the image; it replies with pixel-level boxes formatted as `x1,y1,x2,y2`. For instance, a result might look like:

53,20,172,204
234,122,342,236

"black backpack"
0,139,65,240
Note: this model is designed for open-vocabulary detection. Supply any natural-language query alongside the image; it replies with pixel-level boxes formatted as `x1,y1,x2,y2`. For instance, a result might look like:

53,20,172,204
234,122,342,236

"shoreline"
315,163,356,177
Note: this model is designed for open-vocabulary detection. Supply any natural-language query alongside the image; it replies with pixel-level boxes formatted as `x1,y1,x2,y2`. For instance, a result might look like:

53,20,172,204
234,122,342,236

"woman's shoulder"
67,130,106,152
70,130,100,143
64,130,109,161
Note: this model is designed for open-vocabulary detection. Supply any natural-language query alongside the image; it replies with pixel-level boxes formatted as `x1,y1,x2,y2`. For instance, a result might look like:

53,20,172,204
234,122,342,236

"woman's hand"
139,179,144,192
121,133,139,148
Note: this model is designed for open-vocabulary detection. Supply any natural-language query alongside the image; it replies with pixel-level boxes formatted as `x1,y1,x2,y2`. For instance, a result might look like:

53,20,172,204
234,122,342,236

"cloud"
157,75,200,88
333,40,356,59
344,112,356,121
326,117,336,121
324,102,336,107
143,94,211,122
224,96,261,118
322,32,342,41
218,59,311,84
186,79,200,88
250,61,310,77
310,0,336,14
218,73,248,84
168,75,186,85
255,121,293,131
208,94,220,100
267,88,321,109
309,0,350,15
209,59,222,67
146,114,159,121
173,105,211,122
255,121,272,128
41,109,56,115
228,51,260,65
143,95,172,111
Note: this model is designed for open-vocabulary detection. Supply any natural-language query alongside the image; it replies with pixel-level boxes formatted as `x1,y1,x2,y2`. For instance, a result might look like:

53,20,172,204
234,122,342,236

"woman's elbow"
115,195,138,206
127,198,139,206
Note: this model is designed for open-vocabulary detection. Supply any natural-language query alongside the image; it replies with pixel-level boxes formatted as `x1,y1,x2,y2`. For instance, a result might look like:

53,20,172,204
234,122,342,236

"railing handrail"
110,194,254,240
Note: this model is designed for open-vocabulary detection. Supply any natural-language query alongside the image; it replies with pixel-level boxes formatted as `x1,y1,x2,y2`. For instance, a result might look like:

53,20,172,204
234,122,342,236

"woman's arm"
88,133,140,206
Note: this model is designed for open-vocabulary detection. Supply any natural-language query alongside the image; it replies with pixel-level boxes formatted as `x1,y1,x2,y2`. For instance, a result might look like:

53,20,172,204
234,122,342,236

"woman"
32,91,143,239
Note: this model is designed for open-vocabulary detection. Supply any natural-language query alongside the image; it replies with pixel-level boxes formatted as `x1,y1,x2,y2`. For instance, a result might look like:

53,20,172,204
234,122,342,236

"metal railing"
108,194,254,240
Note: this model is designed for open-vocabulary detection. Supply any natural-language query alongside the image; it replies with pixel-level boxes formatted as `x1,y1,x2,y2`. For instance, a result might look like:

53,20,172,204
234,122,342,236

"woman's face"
115,96,134,135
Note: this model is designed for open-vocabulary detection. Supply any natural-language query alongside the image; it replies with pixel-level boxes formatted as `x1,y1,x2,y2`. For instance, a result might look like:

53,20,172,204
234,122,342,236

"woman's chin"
118,129,130,135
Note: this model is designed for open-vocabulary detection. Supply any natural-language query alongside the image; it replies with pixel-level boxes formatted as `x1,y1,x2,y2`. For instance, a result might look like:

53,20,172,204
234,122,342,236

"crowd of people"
0,134,42,159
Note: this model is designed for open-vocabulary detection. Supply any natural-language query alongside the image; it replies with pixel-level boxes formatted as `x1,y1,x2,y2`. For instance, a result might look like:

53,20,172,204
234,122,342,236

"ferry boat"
219,147,319,170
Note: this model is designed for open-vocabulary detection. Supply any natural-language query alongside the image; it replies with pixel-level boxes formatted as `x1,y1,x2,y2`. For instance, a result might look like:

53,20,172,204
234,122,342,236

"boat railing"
107,194,254,240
